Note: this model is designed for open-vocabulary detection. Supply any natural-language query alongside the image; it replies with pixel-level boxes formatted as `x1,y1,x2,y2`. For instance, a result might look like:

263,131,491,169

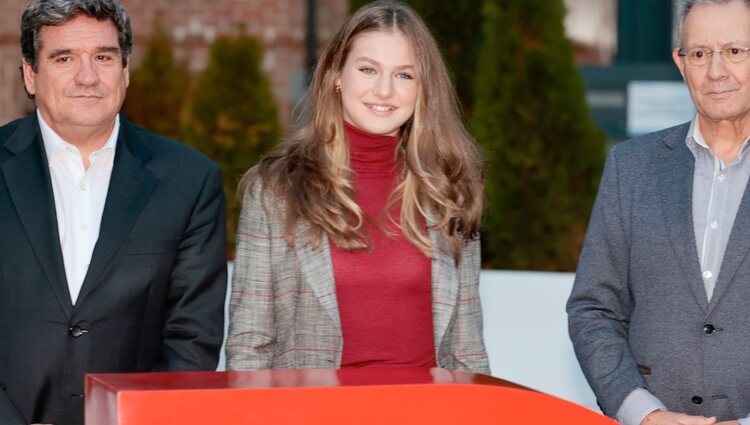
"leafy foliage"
123,16,190,140
183,30,281,256
471,0,605,270
125,22,280,257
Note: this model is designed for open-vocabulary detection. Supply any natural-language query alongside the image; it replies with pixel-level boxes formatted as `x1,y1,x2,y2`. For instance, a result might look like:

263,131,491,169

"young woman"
226,0,488,373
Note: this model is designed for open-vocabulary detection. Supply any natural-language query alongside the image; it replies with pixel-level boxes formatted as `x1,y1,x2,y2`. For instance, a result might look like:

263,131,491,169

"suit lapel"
430,229,458,353
75,119,157,306
1,115,72,315
708,170,750,312
296,227,341,330
658,126,709,312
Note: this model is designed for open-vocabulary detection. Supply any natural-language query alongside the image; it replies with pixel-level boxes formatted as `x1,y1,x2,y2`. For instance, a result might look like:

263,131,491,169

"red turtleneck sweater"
330,121,435,368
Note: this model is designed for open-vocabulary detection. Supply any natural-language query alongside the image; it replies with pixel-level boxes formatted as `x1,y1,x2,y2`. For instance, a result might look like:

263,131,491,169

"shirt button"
80,224,88,231
691,395,703,405
702,271,713,279
717,174,726,182
79,183,86,191
69,326,88,338
710,221,719,230
703,324,716,335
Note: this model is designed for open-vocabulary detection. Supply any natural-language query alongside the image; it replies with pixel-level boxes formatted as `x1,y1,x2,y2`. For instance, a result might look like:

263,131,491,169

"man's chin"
699,107,750,124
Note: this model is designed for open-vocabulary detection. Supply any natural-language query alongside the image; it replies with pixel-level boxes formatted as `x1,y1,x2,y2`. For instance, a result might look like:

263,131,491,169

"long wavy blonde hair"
243,0,483,261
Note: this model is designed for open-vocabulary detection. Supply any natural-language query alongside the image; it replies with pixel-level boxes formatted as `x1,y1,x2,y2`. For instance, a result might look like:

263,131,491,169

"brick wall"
0,0,348,129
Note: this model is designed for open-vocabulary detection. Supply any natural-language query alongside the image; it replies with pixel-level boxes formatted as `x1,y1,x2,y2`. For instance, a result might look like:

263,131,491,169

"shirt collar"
38,109,119,162
685,114,750,163
686,116,708,153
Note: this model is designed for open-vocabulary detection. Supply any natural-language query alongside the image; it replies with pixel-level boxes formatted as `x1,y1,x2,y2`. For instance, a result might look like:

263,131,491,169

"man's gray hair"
21,0,133,70
676,0,750,46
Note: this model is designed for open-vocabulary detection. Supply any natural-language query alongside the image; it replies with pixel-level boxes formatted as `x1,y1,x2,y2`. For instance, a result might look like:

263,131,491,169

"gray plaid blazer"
226,182,489,373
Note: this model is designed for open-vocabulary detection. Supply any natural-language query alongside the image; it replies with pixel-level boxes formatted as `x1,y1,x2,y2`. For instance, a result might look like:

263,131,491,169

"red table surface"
85,368,615,424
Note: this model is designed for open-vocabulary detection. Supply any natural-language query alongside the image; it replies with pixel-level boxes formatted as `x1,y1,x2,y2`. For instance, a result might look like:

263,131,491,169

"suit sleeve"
0,391,25,425
225,182,277,370
155,163,228,371
566,147,646,417
445,237,490,373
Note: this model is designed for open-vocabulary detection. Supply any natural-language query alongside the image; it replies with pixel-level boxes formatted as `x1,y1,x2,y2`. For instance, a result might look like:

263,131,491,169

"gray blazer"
567,122,750,421
226,182,489,373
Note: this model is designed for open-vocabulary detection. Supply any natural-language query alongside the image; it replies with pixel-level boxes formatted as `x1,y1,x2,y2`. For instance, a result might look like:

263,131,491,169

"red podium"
85,368,614,424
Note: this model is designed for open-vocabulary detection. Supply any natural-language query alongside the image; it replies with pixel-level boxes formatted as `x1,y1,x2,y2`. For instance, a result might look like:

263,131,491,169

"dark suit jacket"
567,122,750,421
0,114,227,425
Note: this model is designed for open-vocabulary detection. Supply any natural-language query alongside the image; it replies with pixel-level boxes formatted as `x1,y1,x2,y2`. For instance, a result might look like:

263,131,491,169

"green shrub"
472,0,605,270
183,29,281,257
126,22,280,257
123,16,190,141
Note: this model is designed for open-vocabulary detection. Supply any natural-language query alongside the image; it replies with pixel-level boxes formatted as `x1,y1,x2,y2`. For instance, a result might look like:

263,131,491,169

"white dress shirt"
39,110,119,305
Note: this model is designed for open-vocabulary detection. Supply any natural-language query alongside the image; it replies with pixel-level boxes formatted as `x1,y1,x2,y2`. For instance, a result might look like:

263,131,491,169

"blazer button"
692,395,703,405
703,324,716,335
69,326,88,338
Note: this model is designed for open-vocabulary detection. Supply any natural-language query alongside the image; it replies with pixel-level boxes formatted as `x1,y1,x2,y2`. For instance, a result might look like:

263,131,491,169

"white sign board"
627,80,695,137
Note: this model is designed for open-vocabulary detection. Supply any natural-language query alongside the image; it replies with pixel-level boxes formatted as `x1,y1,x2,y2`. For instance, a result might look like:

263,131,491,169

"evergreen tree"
472,0,605,270
122,16,189,140
184,29,281,256
350,0,368,9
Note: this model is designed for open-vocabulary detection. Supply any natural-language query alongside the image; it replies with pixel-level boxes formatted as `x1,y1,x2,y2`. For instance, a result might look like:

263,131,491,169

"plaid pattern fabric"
226,182,489,373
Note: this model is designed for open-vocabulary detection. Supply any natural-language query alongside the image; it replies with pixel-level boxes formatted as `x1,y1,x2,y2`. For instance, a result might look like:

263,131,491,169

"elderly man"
568,1,750,424
0,1,227,424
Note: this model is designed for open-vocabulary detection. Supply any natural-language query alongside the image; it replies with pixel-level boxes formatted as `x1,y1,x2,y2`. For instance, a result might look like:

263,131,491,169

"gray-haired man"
568,1,750,424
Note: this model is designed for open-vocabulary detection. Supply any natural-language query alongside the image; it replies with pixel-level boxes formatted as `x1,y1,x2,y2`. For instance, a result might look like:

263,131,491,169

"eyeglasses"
678,46,750,66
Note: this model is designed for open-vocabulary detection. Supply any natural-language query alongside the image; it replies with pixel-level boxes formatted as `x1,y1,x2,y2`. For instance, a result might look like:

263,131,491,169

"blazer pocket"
637,363,652,376
124,239,179,255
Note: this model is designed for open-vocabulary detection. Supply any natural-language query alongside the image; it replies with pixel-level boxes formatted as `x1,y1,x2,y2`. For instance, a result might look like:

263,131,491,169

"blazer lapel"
75,119,157,306
708,174,750,312
658,126,709,312
296,227,341,331
430,229,458,353
1,115,72,315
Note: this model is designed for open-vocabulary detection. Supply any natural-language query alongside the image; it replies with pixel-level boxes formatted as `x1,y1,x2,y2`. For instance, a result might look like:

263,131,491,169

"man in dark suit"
568,1,750,425
0,1,227,424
